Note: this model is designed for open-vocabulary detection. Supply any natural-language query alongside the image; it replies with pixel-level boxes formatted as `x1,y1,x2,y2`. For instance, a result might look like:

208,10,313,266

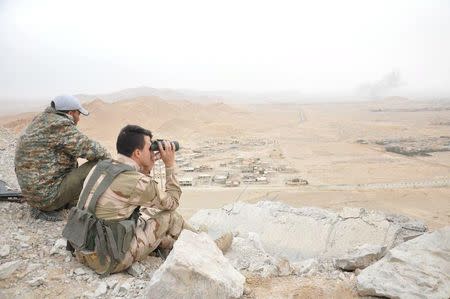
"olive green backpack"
62,159,138,275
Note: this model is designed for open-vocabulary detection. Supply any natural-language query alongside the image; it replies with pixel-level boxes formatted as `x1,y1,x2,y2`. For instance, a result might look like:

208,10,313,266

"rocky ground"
0,201,360,298
0,201,167,298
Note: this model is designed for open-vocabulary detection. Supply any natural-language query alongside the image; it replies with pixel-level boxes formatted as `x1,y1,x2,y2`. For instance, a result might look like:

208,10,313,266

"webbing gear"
63,159,136,276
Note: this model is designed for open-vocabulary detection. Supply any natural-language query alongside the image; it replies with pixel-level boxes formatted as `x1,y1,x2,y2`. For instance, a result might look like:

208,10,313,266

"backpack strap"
77,159,134,213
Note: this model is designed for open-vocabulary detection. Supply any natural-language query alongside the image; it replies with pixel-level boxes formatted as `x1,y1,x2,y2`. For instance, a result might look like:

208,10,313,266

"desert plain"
0,94,449,298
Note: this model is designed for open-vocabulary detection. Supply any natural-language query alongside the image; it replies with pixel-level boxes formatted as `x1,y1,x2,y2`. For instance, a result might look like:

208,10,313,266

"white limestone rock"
357,226,450,299
94,281,108,297
225,232,292,277
334,244,386,271
74,267,86,276
126,262,145,278
190,201,427,262
0,245,10,257
50,238,67,255
146,230,245,299
27,276,45,287
0,260,21,280
292,258,319,276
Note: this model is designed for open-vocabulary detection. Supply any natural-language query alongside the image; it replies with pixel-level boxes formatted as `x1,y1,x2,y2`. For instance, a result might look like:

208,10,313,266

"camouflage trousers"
76,208,194,274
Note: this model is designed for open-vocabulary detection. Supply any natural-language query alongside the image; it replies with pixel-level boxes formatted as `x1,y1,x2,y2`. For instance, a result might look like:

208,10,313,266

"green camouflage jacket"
14,106,111,209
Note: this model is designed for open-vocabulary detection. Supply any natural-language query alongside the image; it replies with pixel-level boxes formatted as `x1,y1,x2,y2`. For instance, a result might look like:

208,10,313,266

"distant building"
195,165,213,172
196,174,212,184
179,177,193,186
213,173,228,184
226,180,241,187
285,178,309,186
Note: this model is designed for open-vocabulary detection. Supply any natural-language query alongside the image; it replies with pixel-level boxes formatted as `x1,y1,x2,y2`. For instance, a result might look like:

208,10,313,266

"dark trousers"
41,161,97,211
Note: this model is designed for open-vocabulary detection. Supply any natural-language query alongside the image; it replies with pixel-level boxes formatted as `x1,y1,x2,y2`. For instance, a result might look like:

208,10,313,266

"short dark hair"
116,125,153,157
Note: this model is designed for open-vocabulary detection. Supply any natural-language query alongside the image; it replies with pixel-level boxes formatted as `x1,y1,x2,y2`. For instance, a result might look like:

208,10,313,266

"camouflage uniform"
75,154,191,274
14,106,110,210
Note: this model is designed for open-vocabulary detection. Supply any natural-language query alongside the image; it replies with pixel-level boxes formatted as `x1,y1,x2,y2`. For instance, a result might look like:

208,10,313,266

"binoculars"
150,139,180,152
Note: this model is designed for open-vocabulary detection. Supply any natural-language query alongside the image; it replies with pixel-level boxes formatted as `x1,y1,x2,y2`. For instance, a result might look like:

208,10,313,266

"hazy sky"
1,0,450,99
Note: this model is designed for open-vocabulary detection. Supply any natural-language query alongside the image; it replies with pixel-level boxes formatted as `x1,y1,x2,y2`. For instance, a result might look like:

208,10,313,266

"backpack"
62,159,138,276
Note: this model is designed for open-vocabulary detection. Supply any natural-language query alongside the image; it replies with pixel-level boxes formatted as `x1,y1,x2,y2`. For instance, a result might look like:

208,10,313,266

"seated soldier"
63,125,231,275
14,95,110,221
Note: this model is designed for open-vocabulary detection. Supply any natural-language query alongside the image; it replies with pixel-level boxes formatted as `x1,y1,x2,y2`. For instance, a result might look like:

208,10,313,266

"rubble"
94,281,108,297
49,238,67,255
225,232,292,277
0,245,10,257
0,260,21,280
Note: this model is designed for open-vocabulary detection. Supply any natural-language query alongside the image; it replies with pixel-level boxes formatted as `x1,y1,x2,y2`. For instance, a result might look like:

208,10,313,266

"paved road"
184,177,450,192
316,177,450,190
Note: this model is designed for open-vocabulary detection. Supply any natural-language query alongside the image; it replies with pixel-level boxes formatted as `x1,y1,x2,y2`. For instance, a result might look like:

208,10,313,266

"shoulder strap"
77,160,109,209
77,160,134,214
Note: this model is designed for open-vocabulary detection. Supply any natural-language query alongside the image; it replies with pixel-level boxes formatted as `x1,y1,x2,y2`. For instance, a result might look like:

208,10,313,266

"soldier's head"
51,95,89,125
117,125,155,171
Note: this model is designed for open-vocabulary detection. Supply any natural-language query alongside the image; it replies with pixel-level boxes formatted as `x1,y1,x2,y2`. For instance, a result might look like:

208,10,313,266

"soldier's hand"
158,141,175,168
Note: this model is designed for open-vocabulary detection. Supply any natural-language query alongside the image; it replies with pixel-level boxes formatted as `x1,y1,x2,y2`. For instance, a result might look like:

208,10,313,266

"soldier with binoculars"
63,124,232,275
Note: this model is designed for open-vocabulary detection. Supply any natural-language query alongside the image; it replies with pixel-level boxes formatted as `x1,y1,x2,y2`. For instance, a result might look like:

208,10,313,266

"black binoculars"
150,139,180,152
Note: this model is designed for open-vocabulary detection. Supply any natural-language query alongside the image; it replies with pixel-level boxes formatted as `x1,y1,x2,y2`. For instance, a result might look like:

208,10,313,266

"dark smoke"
356,71,403,99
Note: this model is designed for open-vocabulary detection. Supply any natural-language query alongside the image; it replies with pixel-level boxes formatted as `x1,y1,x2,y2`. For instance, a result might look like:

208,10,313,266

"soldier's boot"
214,232,233,254
30,207,63,222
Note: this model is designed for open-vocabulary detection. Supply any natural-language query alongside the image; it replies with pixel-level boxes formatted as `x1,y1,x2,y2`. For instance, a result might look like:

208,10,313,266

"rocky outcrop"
189,201,427,262
357,226,450,299
146,230,245,299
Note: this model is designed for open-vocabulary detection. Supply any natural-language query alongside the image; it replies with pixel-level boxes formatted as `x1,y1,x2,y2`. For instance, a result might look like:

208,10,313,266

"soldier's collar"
116,154,140,171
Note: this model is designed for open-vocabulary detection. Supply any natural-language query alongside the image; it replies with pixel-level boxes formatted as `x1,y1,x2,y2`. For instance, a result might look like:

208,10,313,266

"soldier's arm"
57,121,111,160
139,166,181,211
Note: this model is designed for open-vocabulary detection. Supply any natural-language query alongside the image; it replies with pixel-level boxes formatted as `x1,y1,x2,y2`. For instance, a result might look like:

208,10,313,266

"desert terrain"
0,94,449,298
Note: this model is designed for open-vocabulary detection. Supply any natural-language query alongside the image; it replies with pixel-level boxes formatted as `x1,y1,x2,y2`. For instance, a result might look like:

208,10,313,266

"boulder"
146,230,245,299
334,244,386,271
357,226,450,299
189,201,427,262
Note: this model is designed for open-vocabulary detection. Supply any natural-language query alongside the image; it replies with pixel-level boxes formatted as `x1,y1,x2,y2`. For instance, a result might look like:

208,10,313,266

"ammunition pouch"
63,207,97,251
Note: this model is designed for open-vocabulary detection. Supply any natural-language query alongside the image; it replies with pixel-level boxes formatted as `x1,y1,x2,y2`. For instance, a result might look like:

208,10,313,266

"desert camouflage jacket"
14,106,111,208
81,154,181,221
